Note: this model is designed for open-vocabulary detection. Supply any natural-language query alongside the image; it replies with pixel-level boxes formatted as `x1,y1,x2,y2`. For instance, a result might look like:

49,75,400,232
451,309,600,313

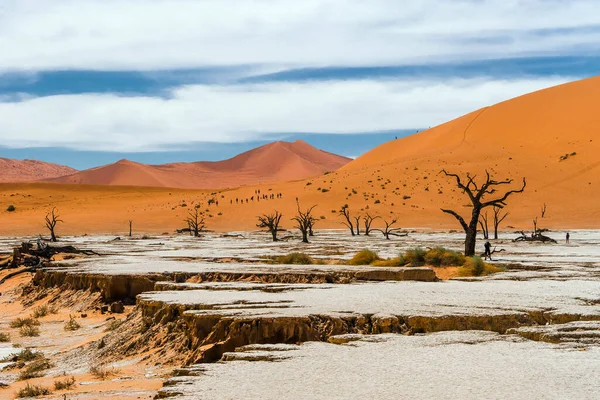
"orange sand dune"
2,76,600,236
0,158,76,183
47,140,351,189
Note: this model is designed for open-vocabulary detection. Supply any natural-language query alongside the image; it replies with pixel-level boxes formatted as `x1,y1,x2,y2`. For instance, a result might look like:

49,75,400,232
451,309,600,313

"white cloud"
0,77,572,151
0,0,599,71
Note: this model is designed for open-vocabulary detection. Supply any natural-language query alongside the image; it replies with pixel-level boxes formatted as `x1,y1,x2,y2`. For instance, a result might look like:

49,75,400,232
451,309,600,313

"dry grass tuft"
89,364,120,380
64,316,82,331
457,256,505,277
19,325,40,337
348,249,380,265
10,317,40,329
0,332,10,342
54,376,76,390
16,383,51,397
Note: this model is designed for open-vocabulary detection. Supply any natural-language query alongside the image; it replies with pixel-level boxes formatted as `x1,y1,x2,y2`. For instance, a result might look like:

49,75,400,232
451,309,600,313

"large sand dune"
0,158,76,183
2,76,599,235
46,140,351,189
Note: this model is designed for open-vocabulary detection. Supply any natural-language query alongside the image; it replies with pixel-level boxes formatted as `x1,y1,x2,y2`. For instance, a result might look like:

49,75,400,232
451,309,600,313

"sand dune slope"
2,77,600,235
0,158,76,183
47,141,351,189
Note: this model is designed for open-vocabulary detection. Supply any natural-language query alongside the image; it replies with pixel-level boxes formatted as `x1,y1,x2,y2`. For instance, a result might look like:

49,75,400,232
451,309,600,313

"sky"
1,0,599,170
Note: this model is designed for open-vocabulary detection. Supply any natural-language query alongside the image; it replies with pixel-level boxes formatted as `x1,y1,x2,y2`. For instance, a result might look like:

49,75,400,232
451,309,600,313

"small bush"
104,319,122,332
276,253,313,265
89,364,120,380
348,249,380,265
0,332,9,342
6,205,15,212
423,247,466,267
10,317,40,329
16,383,51,397
18,357,53,380
399,248,426,267
20,325,40,337
11,349,44,362
32,305,49,318
371,258,402,267
458,257,505,277
64,316,81,331
54,376,76,390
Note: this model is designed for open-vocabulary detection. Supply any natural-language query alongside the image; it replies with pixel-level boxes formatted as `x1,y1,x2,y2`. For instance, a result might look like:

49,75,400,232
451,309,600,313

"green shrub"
18,357,53,380
32,305,49,318
16,383,51,397
19,325,40,337
458,257,505,277
11,349,44,362
276,253,313,265
348,249,380,265
6,205,15,212
399,248,426,267
10,317,40,328
64,316,81,331
423,247,465,267
54,376,76,390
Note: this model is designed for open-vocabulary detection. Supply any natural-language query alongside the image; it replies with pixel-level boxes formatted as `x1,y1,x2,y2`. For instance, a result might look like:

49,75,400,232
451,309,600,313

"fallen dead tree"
513,232,557,244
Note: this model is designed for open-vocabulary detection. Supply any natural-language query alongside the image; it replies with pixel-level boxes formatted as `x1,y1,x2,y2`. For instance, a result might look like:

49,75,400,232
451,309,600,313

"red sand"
1,76,599,235
0,158,76,183
46,140,351,189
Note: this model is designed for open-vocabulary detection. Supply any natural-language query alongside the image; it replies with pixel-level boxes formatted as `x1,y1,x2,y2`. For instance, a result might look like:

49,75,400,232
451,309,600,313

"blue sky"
1,0,599,169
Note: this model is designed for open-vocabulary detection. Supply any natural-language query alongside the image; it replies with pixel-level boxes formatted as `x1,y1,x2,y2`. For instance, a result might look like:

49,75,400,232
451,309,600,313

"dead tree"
353,216,362,235
492,205,508,240
44,207,63,242
479,211,490,239
256,211,283,241
184,208,205,237
363,213,381,236
339,205,356,236
440,170,526,256
541,203,547,218
373,218,407,240
292,201,317,243
533,217,538,235
129,220,133,237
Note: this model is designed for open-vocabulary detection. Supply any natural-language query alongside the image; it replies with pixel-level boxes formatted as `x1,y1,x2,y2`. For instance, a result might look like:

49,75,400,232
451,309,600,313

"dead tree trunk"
541,203,547,218
129,220,133,237
440,170,526,256
479,211,489,240
353,216,362,235
184,208,205,237
373,218,407,240
256,211,283,241
492,205,508,240
364,213,381,236
44,207,63,242
338,205,355,236
292,200,317,243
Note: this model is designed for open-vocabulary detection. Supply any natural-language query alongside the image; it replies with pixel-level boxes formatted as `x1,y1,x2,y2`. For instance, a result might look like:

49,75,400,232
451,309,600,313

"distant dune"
46,140,351,189
3,77,600,235
0,158,76,183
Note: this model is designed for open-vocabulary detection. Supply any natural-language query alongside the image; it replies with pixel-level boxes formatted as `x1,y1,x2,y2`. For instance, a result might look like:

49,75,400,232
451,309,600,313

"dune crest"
47,140,351,189
0,158,77,183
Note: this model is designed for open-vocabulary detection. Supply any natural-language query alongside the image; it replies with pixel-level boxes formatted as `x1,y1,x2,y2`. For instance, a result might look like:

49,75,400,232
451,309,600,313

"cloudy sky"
1,0,599,169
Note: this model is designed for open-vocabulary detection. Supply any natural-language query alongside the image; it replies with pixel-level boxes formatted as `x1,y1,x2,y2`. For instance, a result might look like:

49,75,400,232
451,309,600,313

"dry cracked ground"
0,230,599,399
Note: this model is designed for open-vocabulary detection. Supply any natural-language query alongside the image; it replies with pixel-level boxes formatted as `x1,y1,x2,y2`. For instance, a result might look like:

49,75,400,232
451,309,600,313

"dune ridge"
0,158,77,183
46,140,351,189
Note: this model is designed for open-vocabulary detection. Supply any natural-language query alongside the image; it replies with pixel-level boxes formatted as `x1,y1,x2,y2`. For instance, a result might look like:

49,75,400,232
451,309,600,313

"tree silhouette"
373,218,406,240
257,211,283,241
363,213,381,236
44,207,63,242
184,208,205,237
338,205,356,236
292,200,317,243
440,170,526,256
492,205,508,240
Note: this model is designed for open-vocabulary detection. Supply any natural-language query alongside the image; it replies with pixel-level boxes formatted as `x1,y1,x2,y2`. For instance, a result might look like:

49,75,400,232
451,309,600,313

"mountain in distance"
0,158,77,183
46,140,352,189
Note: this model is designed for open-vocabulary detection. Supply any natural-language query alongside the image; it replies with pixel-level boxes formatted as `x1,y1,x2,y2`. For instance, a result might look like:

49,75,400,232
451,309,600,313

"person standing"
566,232,570,244
484,241,492,261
